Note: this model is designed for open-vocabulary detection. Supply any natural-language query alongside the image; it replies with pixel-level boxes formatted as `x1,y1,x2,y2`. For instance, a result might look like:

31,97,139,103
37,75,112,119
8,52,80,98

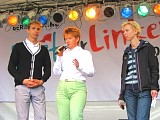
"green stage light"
137,2,150,17
22,17,30,26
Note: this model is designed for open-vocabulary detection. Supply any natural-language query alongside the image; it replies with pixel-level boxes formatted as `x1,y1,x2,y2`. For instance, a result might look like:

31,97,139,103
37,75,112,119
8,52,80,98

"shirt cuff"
77,63,83,71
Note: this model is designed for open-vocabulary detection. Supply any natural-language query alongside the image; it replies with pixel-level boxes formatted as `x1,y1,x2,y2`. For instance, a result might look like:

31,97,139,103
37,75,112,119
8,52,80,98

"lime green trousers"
56,81,87,120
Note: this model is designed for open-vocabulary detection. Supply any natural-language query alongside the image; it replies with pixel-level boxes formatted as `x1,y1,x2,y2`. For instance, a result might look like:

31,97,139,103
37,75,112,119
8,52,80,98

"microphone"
55,44,67,55
119,100,125,110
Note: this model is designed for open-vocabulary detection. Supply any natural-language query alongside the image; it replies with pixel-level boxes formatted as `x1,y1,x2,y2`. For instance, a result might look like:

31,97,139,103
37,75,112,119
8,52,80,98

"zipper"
136,52,142,91
122,54,128,91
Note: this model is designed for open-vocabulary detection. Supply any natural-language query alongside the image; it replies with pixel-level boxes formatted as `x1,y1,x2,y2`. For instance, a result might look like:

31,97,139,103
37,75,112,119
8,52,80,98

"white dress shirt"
53,46,95,82
25,39,39,54
24,39,40,79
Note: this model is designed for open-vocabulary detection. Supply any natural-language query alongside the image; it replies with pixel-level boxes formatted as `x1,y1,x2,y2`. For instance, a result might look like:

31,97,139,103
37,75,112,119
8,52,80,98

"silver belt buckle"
65,79,69,81
64,79,76,82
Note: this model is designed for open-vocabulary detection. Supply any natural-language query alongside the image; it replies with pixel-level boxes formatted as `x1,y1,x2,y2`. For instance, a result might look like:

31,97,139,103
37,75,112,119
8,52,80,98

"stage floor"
0,101,160,120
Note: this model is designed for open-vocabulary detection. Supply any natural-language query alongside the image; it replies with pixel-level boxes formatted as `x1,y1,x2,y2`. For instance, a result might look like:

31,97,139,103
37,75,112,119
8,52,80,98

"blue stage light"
38,15,48,25
120,7,133,19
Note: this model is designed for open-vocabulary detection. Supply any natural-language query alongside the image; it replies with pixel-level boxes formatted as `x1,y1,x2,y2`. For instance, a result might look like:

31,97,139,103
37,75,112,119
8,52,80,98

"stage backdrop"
0,12,160,101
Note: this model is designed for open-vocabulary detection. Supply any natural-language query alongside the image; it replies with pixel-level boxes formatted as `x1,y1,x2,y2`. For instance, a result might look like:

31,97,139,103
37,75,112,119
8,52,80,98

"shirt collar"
25,38,39,47
66,46,80,52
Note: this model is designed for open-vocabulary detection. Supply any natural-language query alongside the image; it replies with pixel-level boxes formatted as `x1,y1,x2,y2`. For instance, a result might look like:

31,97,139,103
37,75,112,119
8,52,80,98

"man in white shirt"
53,27,95,120
8,20,51,120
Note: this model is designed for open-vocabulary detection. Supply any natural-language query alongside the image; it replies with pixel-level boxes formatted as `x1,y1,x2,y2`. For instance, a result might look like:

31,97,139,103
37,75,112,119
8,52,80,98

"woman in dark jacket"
118,21,159,120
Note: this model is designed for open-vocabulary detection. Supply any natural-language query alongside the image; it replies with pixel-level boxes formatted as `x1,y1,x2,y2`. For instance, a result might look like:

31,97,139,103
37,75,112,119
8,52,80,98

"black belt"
125,83,139,90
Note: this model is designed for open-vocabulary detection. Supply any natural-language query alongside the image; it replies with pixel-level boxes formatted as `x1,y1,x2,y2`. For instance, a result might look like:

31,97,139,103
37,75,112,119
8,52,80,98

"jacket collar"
124,40,148,53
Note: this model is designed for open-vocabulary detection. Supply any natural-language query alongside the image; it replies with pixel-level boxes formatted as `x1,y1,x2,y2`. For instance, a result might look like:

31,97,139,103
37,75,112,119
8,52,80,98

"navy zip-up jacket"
119,40,159,100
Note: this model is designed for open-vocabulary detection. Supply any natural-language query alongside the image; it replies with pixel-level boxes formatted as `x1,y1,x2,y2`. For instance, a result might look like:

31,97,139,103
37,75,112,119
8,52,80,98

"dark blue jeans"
124,89,152,120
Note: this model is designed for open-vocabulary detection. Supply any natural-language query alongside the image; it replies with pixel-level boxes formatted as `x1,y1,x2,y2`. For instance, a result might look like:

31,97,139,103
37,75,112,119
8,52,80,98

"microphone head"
63,44,67,49
119,100,125,110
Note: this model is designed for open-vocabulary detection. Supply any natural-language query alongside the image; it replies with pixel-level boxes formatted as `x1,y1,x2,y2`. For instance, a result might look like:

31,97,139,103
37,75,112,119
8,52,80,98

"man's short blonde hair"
27,20,42,29
122,21,141,36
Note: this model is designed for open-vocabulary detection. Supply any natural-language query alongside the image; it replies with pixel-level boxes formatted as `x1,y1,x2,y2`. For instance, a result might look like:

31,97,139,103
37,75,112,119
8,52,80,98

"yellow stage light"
69,10,79,21
85,7,97,19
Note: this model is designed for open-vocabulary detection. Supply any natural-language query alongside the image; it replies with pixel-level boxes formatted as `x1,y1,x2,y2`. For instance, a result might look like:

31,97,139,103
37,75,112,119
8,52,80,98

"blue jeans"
124,89,151,120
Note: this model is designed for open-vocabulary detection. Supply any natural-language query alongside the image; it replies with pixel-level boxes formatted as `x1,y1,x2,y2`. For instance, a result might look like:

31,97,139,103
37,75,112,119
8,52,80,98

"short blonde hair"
63,27,81,44
122,21,141,36
27,20,42,29
63,27,80,38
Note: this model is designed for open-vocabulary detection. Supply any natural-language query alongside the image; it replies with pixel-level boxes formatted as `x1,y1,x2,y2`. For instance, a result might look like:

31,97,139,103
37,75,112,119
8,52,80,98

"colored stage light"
68,10,79,21
8,15,18,26
53,12,63,23
120,6,133,19
38,9,50,25
153,3,160,15
38,15,48,25
137,2,150,17
103,6,114,17
22,16,30,26
86,7,97,19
